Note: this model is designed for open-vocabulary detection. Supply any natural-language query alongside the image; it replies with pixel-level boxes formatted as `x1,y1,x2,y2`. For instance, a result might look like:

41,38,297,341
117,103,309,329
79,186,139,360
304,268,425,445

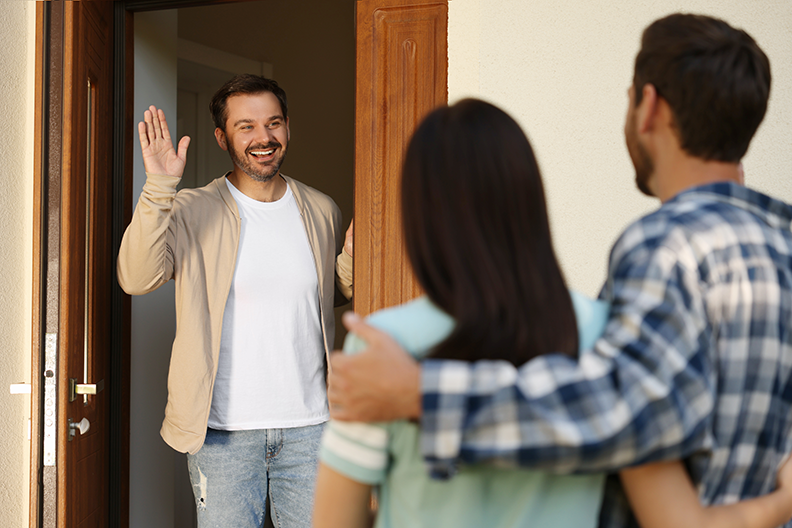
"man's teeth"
250,149,275,156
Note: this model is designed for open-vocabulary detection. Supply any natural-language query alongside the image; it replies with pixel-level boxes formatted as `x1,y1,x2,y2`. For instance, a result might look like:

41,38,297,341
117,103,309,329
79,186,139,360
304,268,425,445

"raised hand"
138,105,191,178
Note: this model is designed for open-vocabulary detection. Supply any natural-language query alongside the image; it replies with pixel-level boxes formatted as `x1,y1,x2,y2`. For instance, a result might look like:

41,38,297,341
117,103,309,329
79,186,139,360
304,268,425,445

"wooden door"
60,1,114,525
32,1,115,526
354,0,448,315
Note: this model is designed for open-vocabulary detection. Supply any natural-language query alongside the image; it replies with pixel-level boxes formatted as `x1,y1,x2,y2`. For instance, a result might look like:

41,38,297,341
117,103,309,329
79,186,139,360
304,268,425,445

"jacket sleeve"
117,173,180,295
419,238,715,478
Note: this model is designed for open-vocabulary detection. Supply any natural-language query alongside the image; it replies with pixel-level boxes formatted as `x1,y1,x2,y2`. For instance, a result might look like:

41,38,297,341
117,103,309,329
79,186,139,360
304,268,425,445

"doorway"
130,2,354,526
31,0,446,525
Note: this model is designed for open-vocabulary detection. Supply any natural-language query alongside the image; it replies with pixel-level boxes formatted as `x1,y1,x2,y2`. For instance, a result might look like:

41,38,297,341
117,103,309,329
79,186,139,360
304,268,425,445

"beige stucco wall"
449,0,792,297
0,2,36,527
0,3,789,527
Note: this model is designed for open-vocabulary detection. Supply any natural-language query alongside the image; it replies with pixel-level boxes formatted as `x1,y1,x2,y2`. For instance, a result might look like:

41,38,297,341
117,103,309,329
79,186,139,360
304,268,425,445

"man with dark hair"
118,74,353,527
327,13,792,527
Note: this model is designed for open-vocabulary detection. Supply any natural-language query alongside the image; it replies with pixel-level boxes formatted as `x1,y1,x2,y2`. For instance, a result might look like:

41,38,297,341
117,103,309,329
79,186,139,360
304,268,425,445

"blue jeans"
186,424,325,528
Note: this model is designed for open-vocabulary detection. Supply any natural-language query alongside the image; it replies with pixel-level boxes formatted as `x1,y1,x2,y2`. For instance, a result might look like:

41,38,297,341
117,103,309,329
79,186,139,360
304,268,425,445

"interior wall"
131,10,188,528
177,1,355,225
178,0,356,345
449,0,792,298
0,2,35,528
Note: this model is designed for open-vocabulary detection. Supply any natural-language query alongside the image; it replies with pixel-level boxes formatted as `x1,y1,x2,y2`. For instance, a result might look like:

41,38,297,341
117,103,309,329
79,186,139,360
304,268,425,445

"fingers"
328,351,352,395
327,351,352,417
149,105,163,140
140,107,156,148
341,312,389,347
177,136,191,160
158,108,173,143
140,106,169,143
138,120,149,150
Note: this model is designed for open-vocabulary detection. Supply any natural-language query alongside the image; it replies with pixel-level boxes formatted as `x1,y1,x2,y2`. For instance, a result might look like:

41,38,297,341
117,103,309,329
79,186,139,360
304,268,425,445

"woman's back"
321,293,609,528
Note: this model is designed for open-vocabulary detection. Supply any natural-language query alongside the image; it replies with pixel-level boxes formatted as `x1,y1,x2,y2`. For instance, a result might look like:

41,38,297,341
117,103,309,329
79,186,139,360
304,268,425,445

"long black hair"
401,99,578,365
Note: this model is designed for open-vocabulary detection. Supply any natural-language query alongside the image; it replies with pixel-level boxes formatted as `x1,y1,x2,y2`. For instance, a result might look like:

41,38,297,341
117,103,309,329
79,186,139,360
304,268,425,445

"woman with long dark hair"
312,99,792,528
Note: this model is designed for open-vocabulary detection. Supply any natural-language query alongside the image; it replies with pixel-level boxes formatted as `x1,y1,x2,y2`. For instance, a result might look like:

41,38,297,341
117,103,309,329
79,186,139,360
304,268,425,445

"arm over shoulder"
420,224,714,477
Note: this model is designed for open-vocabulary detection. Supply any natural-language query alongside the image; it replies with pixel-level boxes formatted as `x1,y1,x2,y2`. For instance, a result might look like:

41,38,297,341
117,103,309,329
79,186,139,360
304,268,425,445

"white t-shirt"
207,179,328,430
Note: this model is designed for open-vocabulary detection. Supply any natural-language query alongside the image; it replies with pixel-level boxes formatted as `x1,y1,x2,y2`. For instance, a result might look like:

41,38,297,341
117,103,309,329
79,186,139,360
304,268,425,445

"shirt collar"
668,182,792,231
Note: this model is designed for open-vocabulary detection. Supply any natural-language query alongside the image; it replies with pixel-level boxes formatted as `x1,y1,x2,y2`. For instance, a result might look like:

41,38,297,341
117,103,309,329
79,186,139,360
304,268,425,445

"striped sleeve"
320,420,389,484
319,328,390,484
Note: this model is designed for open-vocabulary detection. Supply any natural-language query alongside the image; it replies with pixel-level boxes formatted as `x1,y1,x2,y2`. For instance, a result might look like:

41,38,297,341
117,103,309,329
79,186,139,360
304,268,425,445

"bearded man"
118,74,353,528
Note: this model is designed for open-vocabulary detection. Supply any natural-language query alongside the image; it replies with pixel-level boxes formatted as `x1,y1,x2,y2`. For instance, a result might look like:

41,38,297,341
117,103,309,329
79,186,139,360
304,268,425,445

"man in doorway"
118,74,353,527
327,13,792,527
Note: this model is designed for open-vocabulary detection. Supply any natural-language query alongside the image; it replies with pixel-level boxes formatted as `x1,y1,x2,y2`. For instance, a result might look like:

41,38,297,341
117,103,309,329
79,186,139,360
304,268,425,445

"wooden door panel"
59,1,114,526
355,0,448,316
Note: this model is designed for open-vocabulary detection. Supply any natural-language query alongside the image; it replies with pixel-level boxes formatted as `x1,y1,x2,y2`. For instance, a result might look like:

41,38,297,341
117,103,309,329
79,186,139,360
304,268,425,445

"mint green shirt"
320,293,608,528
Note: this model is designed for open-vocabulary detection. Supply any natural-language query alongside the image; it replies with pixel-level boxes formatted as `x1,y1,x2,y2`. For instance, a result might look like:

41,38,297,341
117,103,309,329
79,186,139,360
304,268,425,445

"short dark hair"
209,74,288,131
401,99,579,366
634,13,770,162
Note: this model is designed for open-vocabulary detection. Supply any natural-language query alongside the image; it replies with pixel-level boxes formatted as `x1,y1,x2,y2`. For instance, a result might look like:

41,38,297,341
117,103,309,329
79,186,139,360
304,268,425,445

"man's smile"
247,143,280,162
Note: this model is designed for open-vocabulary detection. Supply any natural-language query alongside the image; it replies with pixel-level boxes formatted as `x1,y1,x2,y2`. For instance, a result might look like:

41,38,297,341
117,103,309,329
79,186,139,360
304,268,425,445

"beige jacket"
117,172,353,454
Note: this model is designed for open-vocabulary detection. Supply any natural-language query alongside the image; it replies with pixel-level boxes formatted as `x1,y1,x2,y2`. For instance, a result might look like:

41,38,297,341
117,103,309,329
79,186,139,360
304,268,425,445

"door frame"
32,1,117,526
31,0,447,526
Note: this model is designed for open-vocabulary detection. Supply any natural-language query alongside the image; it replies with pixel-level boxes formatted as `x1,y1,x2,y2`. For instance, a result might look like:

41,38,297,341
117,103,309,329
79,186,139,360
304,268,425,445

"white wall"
449,0,792,297
132,10,196,528
0,2,35,527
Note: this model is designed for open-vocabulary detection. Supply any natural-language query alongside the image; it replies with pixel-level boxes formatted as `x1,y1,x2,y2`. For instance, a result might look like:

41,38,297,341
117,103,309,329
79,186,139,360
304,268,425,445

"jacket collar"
215,172,307,217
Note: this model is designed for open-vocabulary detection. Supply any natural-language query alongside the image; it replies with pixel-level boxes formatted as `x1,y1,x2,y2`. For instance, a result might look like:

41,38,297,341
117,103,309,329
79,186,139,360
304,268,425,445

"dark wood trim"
108,4,134,527
30,3,47,526
123,0,257,12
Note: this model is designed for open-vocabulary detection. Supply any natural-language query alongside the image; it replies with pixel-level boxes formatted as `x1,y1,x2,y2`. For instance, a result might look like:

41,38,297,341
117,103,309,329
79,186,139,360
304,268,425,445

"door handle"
69,378,104,402
68,417,90,441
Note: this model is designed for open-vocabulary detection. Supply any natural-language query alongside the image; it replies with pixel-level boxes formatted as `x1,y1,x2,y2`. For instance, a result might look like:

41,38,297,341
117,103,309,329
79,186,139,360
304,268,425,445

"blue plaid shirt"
420,182,792,528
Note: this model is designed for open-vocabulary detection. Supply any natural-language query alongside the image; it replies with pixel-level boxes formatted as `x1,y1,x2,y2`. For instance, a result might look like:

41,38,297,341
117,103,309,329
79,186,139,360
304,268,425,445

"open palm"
138,105,191,178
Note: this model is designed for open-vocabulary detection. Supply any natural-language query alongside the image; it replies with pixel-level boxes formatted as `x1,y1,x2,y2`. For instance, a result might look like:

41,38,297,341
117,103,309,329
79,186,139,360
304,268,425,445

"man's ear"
285,117,290,142
214,128,228,151
636,83,659,134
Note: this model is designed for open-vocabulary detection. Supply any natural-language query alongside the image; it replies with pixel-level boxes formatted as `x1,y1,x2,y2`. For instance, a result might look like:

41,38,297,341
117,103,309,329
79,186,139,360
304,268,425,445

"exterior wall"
449,0,792,297
1,3,789,527
0,2,36,528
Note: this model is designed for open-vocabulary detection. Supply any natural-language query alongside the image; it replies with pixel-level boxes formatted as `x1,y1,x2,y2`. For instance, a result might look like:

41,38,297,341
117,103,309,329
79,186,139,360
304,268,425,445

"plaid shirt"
420,182,792,528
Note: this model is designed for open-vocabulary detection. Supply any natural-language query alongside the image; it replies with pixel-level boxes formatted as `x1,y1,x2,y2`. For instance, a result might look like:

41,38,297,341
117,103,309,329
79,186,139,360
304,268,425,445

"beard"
228,140,288,183
625,118,655,197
